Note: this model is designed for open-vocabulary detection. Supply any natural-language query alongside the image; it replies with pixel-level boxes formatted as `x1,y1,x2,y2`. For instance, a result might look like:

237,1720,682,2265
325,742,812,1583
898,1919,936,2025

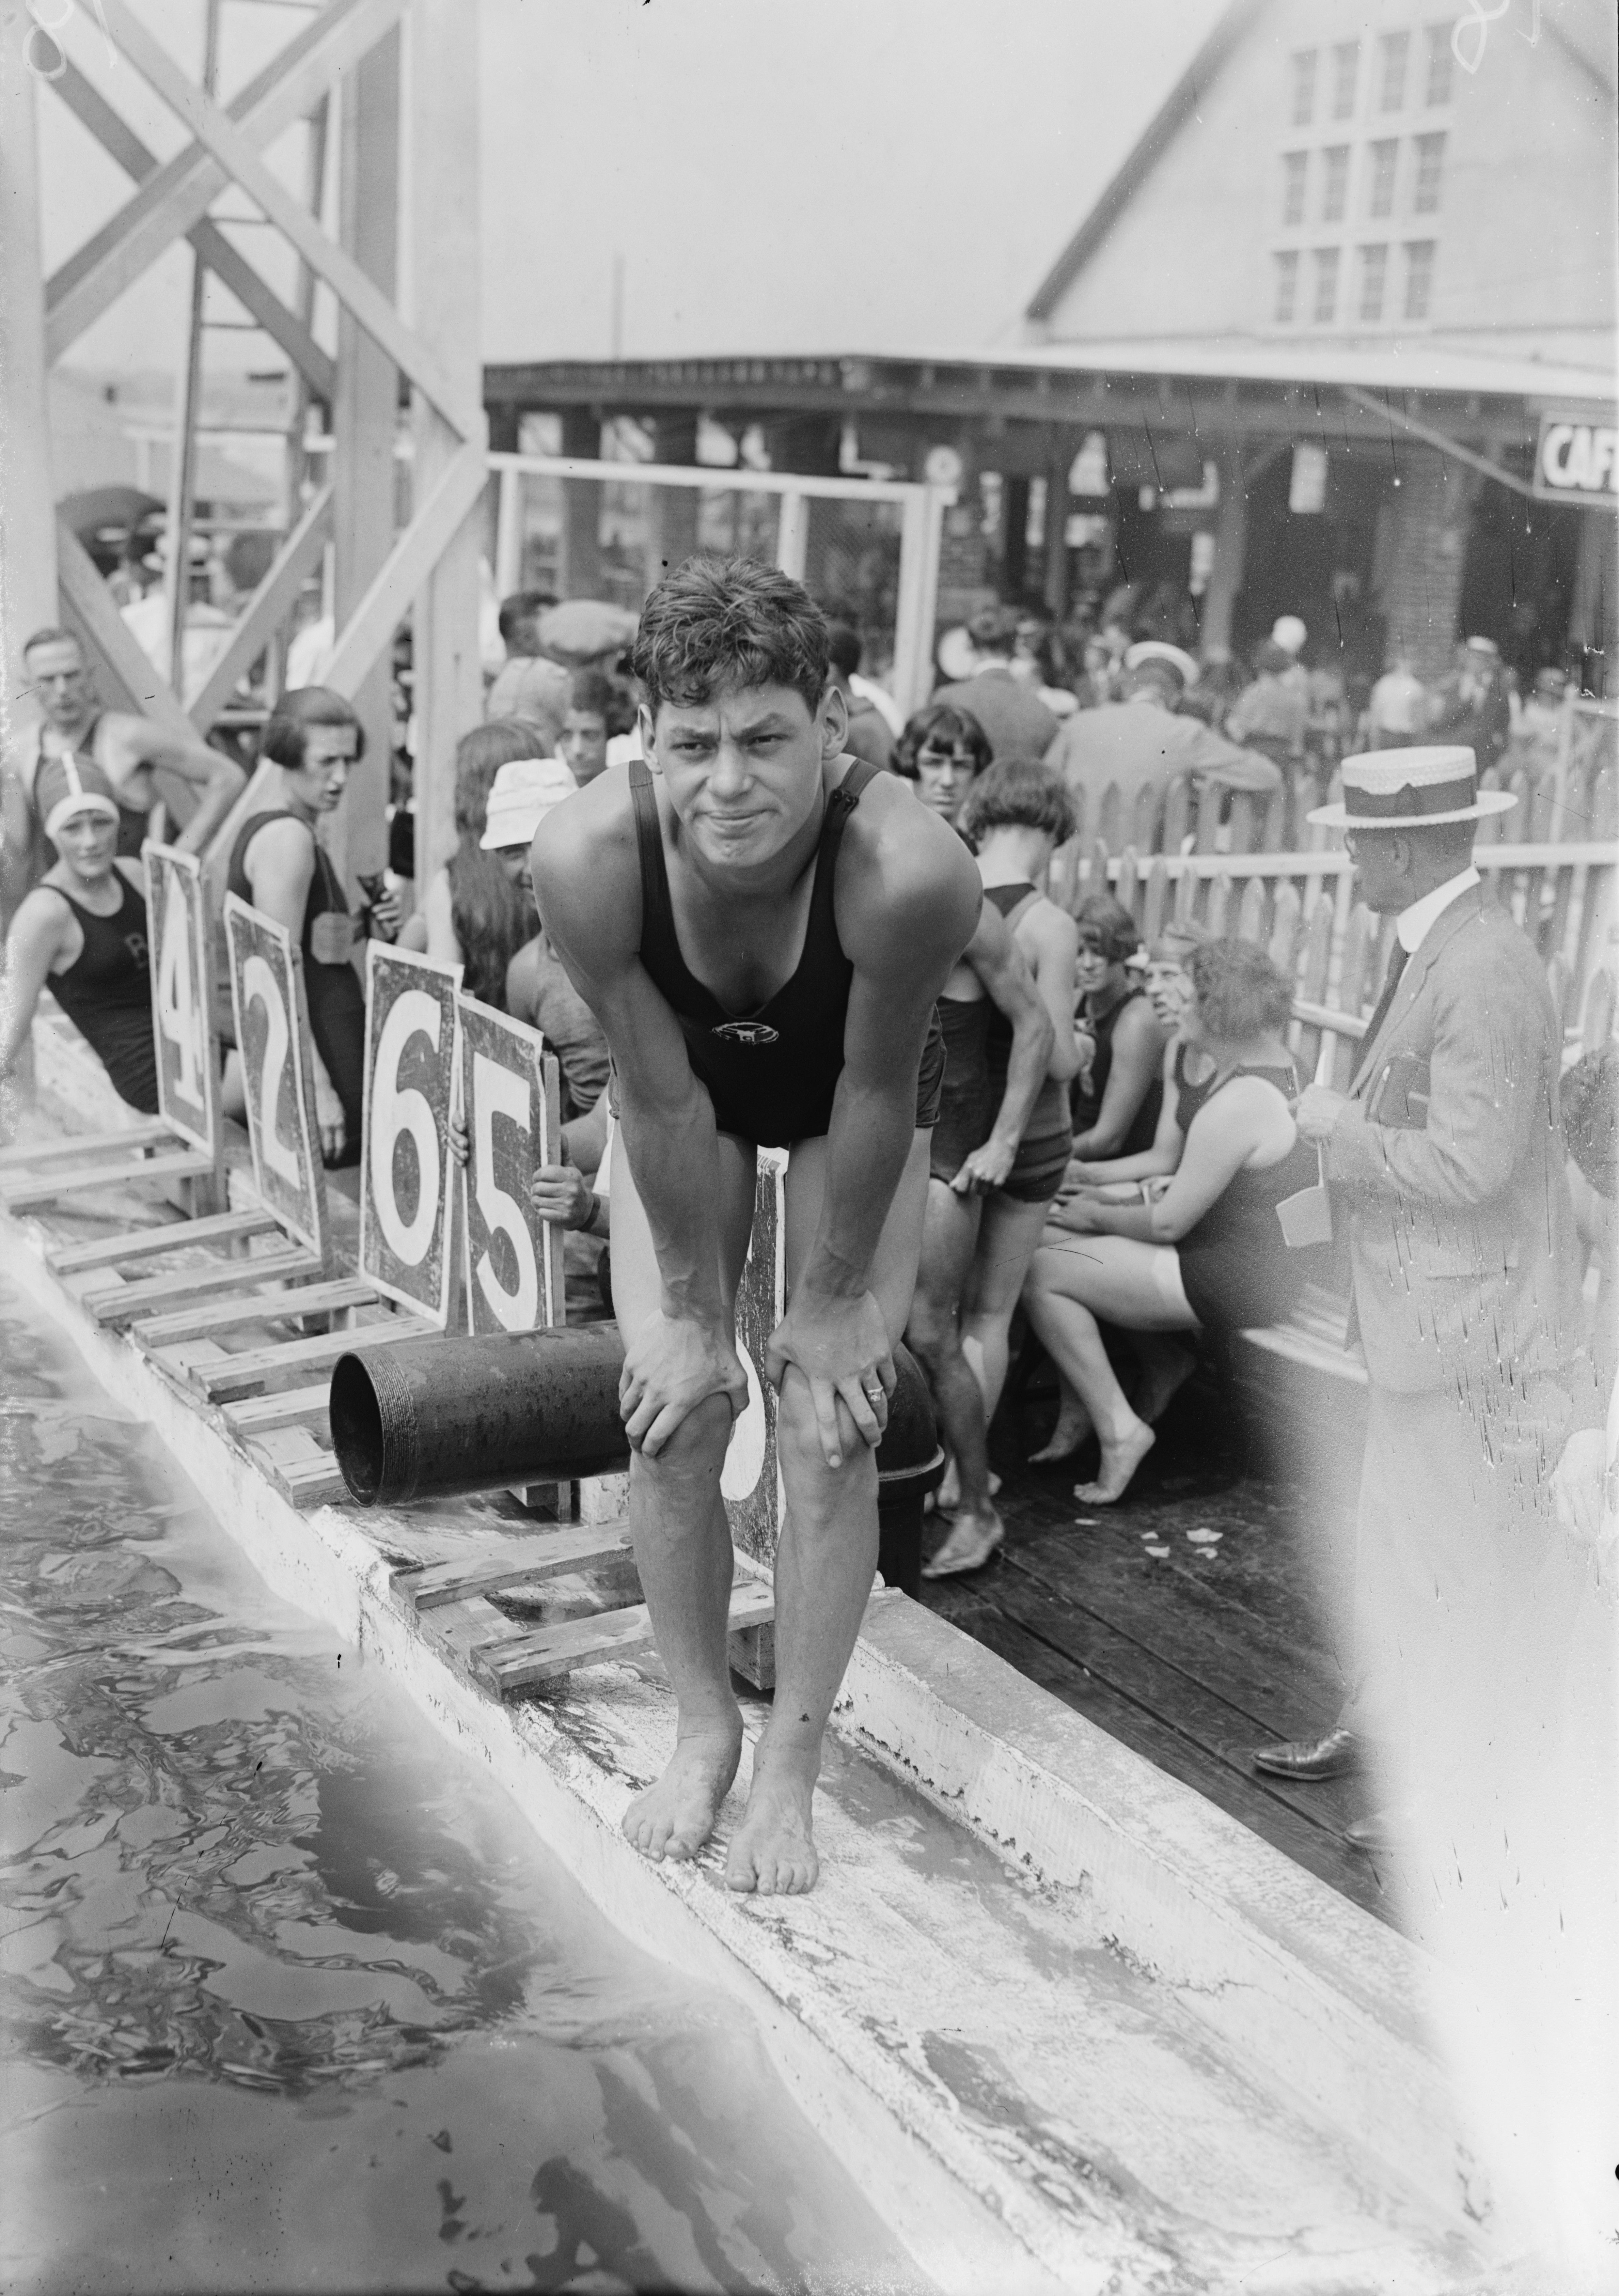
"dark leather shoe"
1251,1727,1361,1782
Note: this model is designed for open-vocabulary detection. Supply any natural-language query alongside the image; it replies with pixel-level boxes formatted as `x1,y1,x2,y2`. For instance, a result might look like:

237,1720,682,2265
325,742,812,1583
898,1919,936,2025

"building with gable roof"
485,0,1615,690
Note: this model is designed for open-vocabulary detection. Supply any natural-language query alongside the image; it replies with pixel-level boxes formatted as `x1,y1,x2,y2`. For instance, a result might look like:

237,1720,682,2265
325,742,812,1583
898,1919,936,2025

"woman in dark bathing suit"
0,757,160,1114
1024,937,1323,1506
225,688,398,1168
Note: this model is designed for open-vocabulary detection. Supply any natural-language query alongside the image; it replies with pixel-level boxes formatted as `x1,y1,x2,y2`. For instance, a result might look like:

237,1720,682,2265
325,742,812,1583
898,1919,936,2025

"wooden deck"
921,1346,1389,1921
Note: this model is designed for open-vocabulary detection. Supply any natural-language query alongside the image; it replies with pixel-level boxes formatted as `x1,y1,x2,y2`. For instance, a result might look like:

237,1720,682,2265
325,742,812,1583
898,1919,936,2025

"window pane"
1379,29,1409,110
1358,244,1388,322
1368,138,1399,218
1425,22,1454,105
1404,239,1435,321
1291,48,1318,127
1322,145,1350,222
1282,150,1308,227
1313,246,1340,323
1274,250,1300,323
1332,40,1360,118
1413,131,1445,213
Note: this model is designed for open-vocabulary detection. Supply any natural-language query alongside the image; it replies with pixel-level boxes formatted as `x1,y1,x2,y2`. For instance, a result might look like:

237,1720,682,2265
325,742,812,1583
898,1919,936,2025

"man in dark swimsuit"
533,559,980,1897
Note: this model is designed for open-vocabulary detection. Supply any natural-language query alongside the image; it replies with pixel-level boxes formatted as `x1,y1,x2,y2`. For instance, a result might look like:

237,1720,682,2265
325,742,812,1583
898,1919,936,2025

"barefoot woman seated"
1024,938,1323,1505
532,559,979,1896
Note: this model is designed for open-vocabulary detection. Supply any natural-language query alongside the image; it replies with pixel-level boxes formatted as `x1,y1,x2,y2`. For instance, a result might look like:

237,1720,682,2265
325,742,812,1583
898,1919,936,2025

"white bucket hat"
480,756,579,850
1307,746,1518,830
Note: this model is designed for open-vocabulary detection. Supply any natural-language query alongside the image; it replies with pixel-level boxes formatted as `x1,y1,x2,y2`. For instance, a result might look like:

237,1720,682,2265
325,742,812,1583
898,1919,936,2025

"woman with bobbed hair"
892,702,993,819
1069,893,1166,1164
226,687,398,1165
1023,936,1320,1505
399,720,542,1008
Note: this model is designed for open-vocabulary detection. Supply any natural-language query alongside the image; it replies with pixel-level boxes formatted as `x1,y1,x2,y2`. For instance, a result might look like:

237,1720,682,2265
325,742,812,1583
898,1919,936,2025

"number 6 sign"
223,892,329,1263
361,946,461,1326
456,996,564,1336
143,841,219,1158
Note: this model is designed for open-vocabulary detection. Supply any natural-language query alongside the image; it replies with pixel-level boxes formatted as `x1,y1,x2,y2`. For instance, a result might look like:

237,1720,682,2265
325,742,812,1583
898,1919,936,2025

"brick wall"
1378,447,1475,683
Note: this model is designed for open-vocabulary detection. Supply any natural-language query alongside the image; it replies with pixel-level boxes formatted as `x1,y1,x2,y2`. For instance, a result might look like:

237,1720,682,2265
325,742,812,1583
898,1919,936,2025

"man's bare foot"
921,1504,1004,1578
1074,1420,1155,1505
1135,1342,1195,1426
1029,1388,1093,1464
622,1722,743,1864
726,1756,819,1894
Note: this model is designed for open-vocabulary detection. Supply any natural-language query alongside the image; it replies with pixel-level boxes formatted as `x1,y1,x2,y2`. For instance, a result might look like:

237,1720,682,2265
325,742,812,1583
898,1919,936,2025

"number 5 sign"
143,841,219,1158
223,892,329,1263
361,946,461,1326
456,997,564,1336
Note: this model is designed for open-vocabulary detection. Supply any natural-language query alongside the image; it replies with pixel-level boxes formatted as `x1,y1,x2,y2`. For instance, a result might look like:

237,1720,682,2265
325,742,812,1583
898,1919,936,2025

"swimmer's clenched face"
645,679,847,874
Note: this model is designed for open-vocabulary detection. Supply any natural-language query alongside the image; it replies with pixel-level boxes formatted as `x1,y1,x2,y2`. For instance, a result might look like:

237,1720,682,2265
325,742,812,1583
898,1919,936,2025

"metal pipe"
329,1329,942,1549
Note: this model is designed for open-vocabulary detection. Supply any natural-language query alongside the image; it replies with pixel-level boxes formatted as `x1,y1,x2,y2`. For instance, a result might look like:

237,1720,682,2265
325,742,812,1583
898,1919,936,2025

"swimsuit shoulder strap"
807,757,879,924
628,756,716,1009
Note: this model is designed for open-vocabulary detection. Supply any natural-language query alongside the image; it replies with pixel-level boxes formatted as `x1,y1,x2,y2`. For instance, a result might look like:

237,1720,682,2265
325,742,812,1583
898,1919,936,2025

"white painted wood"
49,1209,279,1274
135,1276,376,1347
407,1525,635,1609
189,1313,428,1400
0,1120,170,1171
1,1147,211,1212
86,1248,321,1325
221,1384,331,1434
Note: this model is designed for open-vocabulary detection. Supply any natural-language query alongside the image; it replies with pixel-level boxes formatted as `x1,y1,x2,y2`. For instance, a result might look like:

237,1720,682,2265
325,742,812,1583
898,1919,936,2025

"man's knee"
631,1390,735,1482
774,1368,877,1489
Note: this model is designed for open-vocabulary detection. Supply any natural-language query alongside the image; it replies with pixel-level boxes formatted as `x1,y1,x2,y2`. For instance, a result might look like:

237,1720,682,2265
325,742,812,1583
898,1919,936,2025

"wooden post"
328,25,400,900
648,413,700,584
0,49,58,777
407,0,485,895
1043,444,1070,621
559,407,603,597
1199,442,1247,658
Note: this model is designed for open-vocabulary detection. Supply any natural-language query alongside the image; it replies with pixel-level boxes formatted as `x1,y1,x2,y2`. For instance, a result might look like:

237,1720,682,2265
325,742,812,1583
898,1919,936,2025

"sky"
40,0,1227,385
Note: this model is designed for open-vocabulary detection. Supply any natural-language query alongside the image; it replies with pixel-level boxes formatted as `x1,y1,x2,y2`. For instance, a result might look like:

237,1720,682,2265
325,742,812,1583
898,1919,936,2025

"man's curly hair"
632,556,830,719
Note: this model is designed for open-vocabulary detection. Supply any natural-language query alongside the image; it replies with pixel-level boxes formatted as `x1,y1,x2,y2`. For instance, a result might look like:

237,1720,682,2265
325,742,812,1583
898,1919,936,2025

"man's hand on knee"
765,1287,894,1470
620,1310,747,1458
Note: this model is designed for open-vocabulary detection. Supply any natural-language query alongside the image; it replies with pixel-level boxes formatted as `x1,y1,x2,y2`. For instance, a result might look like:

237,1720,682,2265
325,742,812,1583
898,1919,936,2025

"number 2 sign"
223,892,329,1263
361,946,461,1326
143,841,219,1157
456,996,564,1336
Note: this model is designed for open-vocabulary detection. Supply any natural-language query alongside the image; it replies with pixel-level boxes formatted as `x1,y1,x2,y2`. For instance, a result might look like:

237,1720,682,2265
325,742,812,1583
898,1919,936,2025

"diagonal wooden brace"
96,0,477,438
46,0,404,362
50,57,336,403
186,486,334,730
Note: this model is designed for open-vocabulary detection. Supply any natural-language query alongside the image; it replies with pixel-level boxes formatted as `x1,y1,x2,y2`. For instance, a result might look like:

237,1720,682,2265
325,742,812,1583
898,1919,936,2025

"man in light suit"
1252,747,1598,1815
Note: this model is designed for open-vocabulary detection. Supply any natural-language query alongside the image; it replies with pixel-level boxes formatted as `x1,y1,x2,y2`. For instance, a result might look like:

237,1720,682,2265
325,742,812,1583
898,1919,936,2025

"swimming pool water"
0,1278,919,2295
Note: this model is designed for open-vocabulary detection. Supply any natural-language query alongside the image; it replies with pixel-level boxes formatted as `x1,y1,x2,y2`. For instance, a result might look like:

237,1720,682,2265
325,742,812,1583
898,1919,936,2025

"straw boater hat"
1307,746,1518,830
479,755,579,850
1123,639,1200,690
36,753,121,843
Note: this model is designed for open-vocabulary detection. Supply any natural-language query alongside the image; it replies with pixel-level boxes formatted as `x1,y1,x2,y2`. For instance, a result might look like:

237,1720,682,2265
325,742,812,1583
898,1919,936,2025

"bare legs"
727,1131,931,1890
611,1130,756,1864
609,1125,931,1894
904,1178,1002,1575
1022,1233,1200,1505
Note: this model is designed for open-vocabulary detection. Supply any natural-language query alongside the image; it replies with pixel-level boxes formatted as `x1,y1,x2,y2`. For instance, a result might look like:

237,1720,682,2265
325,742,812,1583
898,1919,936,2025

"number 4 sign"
361,946,462,1326
456,997,565,1336
143,842,219,1160
223,892,330,1264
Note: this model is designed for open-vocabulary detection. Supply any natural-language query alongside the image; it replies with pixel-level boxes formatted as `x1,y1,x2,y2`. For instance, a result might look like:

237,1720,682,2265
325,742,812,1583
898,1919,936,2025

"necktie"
1352,940,1409,1084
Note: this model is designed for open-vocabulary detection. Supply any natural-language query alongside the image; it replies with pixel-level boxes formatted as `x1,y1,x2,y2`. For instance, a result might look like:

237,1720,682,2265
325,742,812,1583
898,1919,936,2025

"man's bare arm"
532,787,744,1452
103,716,246,854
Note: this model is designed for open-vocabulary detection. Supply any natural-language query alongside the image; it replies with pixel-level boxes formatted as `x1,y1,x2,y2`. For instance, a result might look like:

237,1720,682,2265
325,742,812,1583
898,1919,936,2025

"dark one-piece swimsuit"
628,755,945,1148
980,883,1073,1204
1170,1042,1326,1330
47,869,160,1114
227,810,366,1165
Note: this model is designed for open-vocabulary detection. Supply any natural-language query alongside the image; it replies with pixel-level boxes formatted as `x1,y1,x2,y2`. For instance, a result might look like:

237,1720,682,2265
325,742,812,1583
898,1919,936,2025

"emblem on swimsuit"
710,1020,780,1047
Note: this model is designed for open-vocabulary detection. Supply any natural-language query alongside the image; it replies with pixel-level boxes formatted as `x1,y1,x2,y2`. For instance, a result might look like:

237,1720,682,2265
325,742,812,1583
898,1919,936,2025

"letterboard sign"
1534,417,1618,506
456,995,564,1336
223,891,329,1261
361,944,462,1326
724,1144,788,1568
143,840,218,1156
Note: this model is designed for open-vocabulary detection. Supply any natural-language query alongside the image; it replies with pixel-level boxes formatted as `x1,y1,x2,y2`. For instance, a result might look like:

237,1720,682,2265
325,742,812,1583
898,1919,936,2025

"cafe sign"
1534,417,1618,506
